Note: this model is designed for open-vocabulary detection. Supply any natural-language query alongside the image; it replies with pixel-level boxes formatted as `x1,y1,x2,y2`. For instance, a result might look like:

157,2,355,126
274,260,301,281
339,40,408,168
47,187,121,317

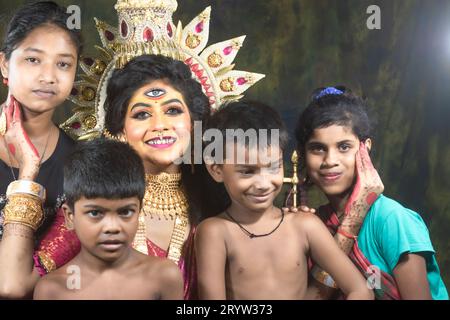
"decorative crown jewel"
61,0,265,140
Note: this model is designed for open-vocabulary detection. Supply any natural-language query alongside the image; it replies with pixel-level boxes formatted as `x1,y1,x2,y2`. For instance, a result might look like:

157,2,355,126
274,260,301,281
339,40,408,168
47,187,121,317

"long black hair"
104,54,211,225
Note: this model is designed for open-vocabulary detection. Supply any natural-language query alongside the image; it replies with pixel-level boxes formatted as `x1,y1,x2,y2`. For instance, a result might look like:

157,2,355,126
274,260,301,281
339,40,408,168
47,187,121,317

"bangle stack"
3,180,45,231
6,180,46,202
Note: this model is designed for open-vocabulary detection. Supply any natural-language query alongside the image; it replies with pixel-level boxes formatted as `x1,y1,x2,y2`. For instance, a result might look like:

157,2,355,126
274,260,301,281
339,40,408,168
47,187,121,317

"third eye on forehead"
144,88,166,100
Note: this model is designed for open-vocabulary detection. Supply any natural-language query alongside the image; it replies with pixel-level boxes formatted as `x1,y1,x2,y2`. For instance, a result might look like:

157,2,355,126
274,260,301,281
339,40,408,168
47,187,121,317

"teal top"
357,195,448,300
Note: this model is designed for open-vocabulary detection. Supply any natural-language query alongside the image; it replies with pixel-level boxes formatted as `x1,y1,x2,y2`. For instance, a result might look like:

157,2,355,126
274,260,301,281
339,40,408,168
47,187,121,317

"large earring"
104,129,127,142
116,133,127,143
2,78,8,86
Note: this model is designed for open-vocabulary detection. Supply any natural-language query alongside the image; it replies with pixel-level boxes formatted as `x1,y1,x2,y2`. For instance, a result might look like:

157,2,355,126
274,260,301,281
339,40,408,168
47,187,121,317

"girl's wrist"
18,165,39,180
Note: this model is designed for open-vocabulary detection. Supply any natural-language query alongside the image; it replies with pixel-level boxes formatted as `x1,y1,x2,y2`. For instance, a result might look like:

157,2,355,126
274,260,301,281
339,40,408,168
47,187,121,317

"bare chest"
58,273,160,300
224,226,309,298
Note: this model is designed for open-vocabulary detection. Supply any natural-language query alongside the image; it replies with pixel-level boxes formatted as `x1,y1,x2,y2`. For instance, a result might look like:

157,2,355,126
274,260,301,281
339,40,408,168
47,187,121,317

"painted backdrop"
1,0,449,287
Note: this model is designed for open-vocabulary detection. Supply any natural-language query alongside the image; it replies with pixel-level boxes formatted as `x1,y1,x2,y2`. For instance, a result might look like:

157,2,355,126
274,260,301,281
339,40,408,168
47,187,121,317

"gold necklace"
133,172,190,264
142,172,189,220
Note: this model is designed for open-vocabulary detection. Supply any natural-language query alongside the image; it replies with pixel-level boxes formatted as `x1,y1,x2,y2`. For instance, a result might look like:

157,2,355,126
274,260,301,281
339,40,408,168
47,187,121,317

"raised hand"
340,142,384,234
3,95,40,180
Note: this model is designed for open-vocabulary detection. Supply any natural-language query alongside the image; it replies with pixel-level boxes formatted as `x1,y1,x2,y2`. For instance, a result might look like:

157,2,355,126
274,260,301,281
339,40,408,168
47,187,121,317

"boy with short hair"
196,101,374,300
33,139,183,300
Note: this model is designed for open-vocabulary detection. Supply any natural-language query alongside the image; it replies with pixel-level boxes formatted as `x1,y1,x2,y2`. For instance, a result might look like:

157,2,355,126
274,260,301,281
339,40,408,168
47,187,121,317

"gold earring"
103,129,127,142
117,133,127,143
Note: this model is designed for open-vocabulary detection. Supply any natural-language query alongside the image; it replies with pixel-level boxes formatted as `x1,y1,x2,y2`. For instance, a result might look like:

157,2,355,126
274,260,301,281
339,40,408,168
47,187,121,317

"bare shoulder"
196,213,229,237
290,211,327,232
33,268,68,300
141,255,183,299
137,252,181,284
155,258,183,284
139,254,183,293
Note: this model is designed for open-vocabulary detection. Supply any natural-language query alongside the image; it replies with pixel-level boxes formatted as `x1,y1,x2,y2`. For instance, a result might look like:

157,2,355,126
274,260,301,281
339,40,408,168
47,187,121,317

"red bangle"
337,228,357,240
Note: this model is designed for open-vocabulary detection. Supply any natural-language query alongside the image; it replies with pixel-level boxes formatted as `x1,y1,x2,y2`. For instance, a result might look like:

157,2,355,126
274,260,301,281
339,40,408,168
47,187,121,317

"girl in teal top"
358,194,448,299
295,86,448,299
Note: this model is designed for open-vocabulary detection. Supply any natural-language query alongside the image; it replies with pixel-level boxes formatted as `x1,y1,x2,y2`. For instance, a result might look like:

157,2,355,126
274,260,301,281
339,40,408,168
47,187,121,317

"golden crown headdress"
61,0,265,140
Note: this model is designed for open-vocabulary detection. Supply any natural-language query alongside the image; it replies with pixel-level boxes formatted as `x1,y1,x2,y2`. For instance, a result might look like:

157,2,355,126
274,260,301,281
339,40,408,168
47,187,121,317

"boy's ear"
62,203,75,230
206,163,224,183
364,138,372,152
0,52,9,79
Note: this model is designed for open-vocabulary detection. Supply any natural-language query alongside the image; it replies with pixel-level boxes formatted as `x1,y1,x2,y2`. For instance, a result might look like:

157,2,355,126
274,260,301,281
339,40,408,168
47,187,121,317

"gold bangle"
3,194,44,231
6,180,46,202
37,251,57,273
311,266,338,289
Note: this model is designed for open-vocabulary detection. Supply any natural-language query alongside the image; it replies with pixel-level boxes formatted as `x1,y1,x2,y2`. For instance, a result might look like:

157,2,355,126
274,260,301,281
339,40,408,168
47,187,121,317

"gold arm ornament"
3,194,44,231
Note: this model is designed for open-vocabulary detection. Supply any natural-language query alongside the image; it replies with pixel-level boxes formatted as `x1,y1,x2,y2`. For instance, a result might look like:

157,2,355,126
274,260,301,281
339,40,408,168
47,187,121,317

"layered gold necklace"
133,172,190,264
142,172,188,220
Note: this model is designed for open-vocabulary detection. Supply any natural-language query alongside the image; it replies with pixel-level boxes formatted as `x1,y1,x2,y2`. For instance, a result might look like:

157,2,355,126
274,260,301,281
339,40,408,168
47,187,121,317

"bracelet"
311,265,338,289
3,194,44,231
6,180,46,202
337,228,358,241
37,251,57,273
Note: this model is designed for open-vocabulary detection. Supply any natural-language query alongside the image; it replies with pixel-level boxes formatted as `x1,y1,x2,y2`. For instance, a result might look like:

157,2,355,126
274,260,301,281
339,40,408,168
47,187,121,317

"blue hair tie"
314,87,344,100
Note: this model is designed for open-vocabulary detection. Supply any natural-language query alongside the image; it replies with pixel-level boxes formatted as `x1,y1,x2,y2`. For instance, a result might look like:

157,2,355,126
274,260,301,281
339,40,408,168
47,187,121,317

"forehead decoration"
145,88,166,100
63,0,265,140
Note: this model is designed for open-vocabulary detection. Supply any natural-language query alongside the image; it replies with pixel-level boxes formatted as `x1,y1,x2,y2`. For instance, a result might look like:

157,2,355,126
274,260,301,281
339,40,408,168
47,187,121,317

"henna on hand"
3,223,34,240
4,96,40,179
341,142,384,232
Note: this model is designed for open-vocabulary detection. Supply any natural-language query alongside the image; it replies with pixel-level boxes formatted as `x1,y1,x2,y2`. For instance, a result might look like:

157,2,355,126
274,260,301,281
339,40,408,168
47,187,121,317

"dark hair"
1,1,83,60
104,54,210,225
200,101,289,216
295,86,373,158
104,54,210,135
64,139,146,210
204,100,289,154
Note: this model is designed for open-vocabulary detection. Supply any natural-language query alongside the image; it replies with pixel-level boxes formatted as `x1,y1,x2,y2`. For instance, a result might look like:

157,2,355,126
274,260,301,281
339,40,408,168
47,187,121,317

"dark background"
1,0,449,288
